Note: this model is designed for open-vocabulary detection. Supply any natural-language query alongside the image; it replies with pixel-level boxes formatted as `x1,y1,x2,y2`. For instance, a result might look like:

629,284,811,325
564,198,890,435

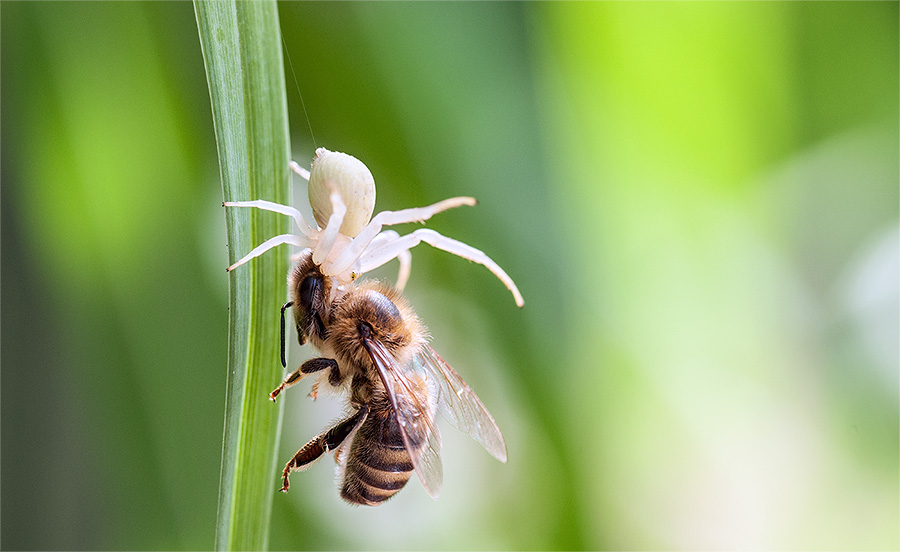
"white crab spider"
225,148,524,307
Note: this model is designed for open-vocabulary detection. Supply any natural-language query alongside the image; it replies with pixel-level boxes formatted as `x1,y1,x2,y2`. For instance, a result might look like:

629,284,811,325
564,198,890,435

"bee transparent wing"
363,337,444,500
418,345,507,463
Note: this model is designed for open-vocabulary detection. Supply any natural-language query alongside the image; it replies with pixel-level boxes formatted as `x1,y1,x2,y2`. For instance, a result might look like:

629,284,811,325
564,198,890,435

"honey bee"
269,250,507,504
224,148,520,503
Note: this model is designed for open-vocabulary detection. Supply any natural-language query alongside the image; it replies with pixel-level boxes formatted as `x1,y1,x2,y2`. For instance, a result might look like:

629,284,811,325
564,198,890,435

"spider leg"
366,230,399,249
362,231,413,291
312,185,347,265
395,250,411,291
362,231,411,290
357,228,524,307
329,196,476,276
289,160,311,181
227,233,311,272
224,200,315,238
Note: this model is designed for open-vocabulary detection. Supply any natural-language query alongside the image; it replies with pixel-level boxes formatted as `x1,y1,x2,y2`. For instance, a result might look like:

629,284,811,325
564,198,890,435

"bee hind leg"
281,406,369,492
269,358,340,401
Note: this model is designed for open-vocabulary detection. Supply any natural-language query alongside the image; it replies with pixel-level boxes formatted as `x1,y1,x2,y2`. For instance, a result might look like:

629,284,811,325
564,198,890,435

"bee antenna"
280,301,294,368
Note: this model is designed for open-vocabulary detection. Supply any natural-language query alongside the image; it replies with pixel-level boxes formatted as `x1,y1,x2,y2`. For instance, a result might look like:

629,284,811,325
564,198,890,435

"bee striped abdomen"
341,406,421,506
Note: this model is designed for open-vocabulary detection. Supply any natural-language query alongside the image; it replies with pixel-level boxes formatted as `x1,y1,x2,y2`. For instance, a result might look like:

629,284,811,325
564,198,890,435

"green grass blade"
194,1,290,550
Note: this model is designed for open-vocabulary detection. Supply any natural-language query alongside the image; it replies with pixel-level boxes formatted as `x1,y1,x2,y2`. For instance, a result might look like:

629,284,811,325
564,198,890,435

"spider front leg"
357,228,524,307
328,197,477,276
226,234,312,272
224,200,315,238
280,405,369,492
312,185,347,265
269,358,342,402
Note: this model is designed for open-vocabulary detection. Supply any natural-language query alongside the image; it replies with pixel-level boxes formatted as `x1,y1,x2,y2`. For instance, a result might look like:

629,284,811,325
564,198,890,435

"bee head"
289,251,331,345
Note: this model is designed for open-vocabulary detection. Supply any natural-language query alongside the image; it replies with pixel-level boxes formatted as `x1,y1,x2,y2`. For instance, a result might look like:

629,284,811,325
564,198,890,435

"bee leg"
309,361,344,401
327,363,343,387
281,406,369,492
269,358,339,402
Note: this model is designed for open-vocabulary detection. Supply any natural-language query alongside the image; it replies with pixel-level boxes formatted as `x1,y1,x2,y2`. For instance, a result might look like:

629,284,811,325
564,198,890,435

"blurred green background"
2,2,897,550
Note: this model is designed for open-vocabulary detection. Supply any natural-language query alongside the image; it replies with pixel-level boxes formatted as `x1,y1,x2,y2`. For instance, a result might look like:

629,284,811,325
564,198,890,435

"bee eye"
299,275,323,309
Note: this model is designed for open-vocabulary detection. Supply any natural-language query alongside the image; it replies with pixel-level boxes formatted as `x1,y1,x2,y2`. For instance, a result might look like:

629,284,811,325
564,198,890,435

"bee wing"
363,337,444,500
418,345,507,463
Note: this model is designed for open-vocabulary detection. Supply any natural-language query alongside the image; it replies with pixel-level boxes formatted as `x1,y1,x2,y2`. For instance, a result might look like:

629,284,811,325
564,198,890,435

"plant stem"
195,1,290,550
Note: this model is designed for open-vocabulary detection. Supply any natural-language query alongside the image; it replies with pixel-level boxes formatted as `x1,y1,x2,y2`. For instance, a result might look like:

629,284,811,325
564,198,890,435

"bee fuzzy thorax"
328,281,426,374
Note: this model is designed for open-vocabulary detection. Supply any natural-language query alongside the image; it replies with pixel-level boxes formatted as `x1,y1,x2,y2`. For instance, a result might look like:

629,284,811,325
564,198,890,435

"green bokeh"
2,2,896,550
